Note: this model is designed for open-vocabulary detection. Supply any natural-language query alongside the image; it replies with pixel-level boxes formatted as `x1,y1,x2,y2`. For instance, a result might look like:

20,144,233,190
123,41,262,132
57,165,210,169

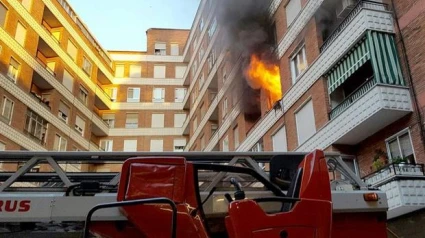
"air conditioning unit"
336,0,356,19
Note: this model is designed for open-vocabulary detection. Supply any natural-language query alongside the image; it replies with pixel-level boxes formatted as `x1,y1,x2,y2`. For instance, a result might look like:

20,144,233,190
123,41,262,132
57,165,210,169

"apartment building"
182,0,425,234
101,28,189,153
0,0,425,235
0,0,114,154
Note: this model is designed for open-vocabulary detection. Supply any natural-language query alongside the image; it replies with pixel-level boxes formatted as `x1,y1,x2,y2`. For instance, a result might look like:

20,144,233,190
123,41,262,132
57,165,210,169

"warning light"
363,193,379,202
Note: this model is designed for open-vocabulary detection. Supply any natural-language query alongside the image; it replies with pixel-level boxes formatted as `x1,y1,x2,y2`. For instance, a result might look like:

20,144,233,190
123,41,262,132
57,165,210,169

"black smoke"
216,0,276,120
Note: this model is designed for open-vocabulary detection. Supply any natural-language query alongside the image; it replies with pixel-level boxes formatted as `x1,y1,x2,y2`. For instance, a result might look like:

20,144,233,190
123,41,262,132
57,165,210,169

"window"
14,22,26,46
199,73,205,87
295,100,316,145
115,64,125,78
174,113,186,127
222,135,229,152
199,18,204,32
193,116,198,133
0,2,7,27
129,65,142,78
222,66,227,83
74,115,85,136
290,46,307,84
386,129,415,163
199,46,205,62
151,114,164,128
62,70,74,92
222,98,228,118
79,86,88,105
25,110,47,144
100,140,113,152
200,135,205,151
286,0,302,26
251,140,264,152
125,113,138,128
54,134,67,151
7,58,20,82
171,44,179,56
102,113,115,128
154,43,166,55
58,101,70,123
0,142,5,151
67,40,78,61
174,139,186,152
82,57,92,77
175,66,187,78
272,126,288,152
22,0,32,11
1,97,14,123
208,17,217,39
200,102,206,119
108,88,117,102
153,88,165,102
154,65,166,78
175,88,186,102
150,139,164,152
211,124,218,136
233,126,239,149
123,140,137,152
127,88,140,102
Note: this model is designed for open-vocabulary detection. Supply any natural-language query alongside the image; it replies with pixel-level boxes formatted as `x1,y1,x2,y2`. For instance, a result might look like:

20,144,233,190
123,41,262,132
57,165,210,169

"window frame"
127,87,140,103
100,140,113,152
7,57,20,83
153,88,165,103
82,56,93,77
385,128,416,163
78,86,88,105
1,96,14,124
290,45,307,85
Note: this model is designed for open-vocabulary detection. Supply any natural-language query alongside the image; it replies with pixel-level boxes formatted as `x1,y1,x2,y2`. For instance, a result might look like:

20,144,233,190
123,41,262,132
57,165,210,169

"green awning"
327,38,370,94
327,31,405,94
367,31,405,86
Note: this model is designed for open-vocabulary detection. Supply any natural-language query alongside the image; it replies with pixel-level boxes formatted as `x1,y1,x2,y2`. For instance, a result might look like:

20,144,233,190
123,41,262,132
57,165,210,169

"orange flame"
245,55,282,110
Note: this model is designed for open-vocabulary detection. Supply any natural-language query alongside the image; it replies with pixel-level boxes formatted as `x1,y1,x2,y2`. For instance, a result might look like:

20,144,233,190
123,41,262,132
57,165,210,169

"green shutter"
327,38,370,94
367,31,405,86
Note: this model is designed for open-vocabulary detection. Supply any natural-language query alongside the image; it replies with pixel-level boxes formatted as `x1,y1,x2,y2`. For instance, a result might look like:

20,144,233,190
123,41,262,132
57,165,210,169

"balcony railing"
364,163,425,186
329,77,376,119
320,1,389,52
30,92,51,110
96,84,112,101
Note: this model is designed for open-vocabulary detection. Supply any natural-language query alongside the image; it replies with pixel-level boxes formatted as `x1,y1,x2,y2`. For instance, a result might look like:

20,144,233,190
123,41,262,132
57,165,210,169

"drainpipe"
390,0,425,146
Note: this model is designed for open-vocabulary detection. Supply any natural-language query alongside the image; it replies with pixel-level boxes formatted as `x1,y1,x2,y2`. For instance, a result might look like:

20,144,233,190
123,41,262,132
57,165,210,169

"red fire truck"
0,150,388,237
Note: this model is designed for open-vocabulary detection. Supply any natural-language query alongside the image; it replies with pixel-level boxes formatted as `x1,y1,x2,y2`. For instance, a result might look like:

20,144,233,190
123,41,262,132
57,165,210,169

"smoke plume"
216,0,277,120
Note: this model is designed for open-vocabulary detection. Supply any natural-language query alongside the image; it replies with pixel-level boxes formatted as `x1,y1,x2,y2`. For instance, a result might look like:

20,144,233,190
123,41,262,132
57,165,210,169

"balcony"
94,84,112,110
298,84,412,151
363,163,425,219
30,72,55,111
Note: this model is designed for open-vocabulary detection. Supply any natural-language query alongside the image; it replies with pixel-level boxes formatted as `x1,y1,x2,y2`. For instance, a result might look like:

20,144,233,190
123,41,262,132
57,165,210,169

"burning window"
245,55,282,110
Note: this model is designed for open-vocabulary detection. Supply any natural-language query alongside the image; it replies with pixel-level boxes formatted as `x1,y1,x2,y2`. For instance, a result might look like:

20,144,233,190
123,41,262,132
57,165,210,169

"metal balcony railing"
96,84,112,102
363,163,425,186
320,1,389,52
329,77,377,119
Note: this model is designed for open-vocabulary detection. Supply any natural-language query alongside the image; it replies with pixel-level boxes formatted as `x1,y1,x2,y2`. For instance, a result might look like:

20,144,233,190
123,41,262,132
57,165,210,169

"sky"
67,0,200,51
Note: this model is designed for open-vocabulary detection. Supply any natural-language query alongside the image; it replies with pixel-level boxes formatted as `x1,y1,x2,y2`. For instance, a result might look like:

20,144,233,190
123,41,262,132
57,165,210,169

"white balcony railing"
363,163,425,219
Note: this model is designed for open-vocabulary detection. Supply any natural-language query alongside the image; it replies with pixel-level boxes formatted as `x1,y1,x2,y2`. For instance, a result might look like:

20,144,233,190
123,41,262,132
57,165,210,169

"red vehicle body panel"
90,150,387,238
